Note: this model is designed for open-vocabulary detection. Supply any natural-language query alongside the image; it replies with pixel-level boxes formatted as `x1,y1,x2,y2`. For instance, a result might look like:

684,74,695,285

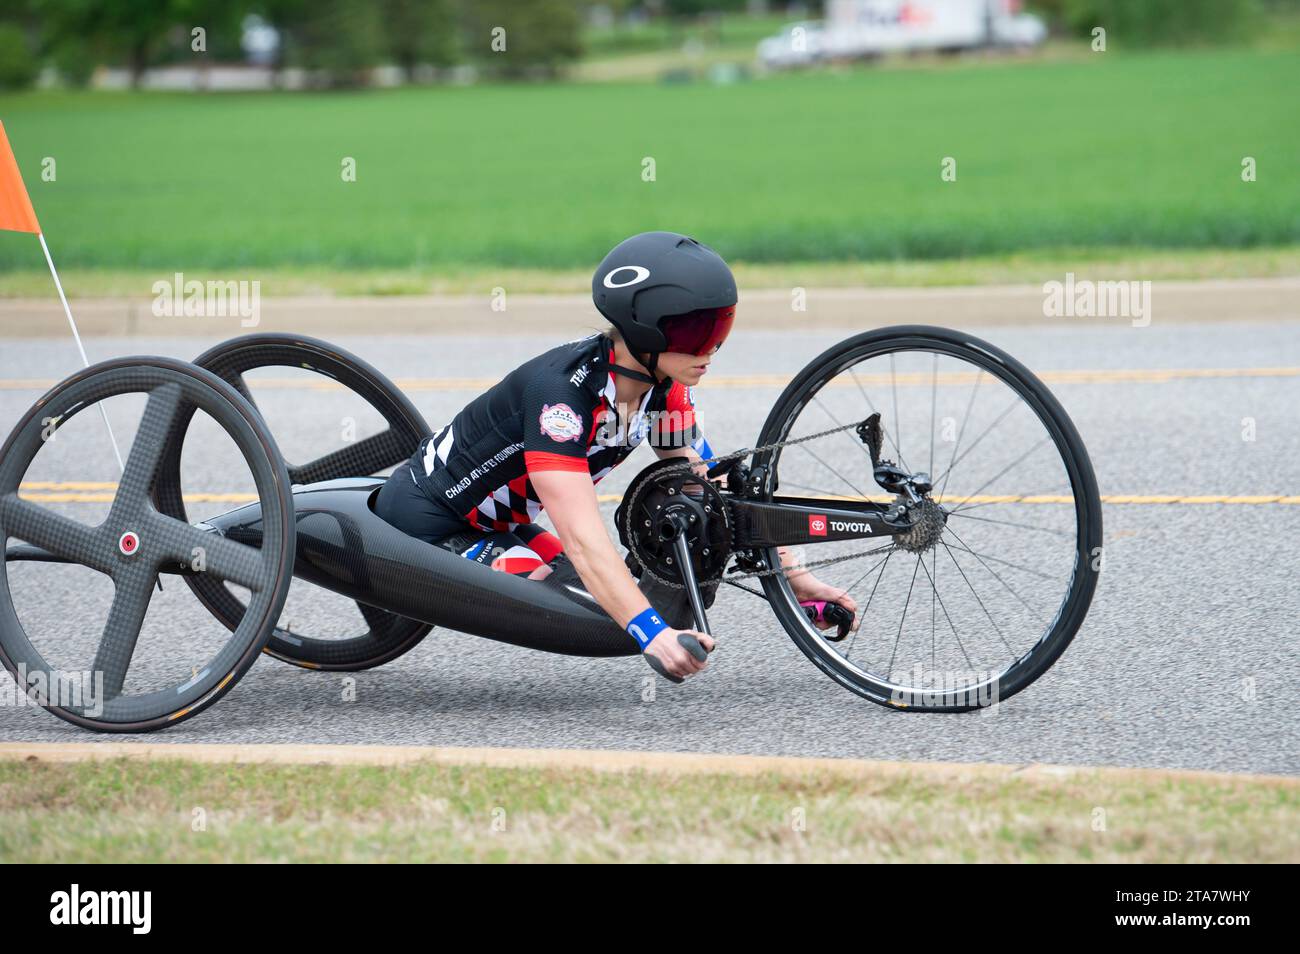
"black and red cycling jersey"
405,333,710,533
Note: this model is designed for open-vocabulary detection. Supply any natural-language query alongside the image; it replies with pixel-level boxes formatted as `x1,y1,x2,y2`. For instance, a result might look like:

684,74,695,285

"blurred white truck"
758,0,1047,69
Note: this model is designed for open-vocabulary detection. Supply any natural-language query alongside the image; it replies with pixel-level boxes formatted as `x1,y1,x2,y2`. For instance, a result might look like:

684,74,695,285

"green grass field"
0,48,1296,273
2,759,1296,863
1,245,1297,297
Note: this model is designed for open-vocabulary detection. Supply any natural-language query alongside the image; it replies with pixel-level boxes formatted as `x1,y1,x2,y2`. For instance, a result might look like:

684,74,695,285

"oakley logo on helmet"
602,265,650,289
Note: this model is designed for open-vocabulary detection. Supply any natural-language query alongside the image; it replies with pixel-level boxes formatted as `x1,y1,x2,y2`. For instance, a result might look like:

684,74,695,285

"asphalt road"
1,314,1297,775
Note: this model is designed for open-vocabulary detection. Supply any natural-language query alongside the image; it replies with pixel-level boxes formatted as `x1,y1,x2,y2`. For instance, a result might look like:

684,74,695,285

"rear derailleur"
859,412,947,555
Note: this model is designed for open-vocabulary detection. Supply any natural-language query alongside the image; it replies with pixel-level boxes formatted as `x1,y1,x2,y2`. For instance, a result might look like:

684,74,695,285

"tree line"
0,0,1282,92
0,0,589,90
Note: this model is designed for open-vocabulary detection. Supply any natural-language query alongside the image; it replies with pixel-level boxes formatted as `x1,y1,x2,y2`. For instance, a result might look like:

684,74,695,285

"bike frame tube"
204,479,641,657
729,495,910,548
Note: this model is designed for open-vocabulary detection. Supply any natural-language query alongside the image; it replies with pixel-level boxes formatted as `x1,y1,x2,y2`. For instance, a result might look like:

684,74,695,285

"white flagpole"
38,231,126,472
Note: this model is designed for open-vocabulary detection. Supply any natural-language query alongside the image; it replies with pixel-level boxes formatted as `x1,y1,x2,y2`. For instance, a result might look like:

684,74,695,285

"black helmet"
592,231,737,357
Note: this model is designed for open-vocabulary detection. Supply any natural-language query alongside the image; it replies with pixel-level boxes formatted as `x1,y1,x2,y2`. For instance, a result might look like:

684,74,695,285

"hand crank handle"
668,518,711,637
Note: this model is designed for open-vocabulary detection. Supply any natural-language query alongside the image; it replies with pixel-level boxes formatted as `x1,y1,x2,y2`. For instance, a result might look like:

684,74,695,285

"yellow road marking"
14,484,1300,506
16,490,256,504
0,380,64,390
3,366,1300,392
15,480,118,490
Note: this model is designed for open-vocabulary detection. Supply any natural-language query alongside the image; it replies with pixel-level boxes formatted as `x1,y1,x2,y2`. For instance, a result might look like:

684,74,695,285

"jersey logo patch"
539,403,584,443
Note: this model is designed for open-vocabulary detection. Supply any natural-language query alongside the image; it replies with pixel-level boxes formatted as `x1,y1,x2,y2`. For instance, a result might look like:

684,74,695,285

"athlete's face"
655,343,719,386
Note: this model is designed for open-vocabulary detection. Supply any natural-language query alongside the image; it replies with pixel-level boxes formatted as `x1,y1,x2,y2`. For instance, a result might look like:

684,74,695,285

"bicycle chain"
622,416,899,589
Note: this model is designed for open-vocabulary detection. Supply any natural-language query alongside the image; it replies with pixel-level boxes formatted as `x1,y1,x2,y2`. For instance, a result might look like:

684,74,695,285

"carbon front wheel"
0,358,295,732
755,326,1102,712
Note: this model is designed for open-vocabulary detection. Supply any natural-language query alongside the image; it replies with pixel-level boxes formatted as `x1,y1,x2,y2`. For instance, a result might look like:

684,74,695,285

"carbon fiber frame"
205,479,641,657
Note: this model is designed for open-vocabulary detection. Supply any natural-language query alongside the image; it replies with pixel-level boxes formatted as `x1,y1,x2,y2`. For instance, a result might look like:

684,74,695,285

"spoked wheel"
152,334,433,671
755,326,1101,711
0,358,295,732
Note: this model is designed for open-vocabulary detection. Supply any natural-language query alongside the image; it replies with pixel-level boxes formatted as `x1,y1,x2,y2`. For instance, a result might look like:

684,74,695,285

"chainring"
616,458,731,589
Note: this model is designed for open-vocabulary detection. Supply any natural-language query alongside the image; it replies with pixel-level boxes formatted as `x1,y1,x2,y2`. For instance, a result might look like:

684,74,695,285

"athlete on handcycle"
375,231,859,682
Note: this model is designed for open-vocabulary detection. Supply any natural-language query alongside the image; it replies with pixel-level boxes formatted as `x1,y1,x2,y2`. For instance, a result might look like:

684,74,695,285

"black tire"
0,358,296,732
755,325,1102,712
152,334,433,671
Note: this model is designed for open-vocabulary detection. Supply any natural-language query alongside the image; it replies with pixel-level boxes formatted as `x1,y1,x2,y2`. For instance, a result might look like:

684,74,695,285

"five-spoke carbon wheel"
755,326,1102,712
152,334,433,671
0,358,295,732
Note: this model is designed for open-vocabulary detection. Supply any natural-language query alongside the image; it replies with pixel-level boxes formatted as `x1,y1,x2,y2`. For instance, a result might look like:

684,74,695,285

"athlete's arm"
530,469,652,630
652,444,710,478
522,368,712,677
530,469,713,679
651,381,712,478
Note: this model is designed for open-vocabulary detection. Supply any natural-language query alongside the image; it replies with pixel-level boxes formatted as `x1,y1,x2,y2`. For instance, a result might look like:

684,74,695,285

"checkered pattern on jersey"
467,445,631,531
469,473,540,531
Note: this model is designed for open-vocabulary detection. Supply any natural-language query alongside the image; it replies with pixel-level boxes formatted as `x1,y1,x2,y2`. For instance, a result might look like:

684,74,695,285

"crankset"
616,459,731,590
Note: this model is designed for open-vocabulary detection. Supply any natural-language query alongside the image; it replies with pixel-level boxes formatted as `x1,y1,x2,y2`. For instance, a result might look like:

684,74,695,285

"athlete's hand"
792,579,861,634
644,628,715,683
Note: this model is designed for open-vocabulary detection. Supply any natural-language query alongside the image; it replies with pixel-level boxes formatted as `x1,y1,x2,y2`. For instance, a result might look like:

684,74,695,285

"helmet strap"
607,360,659,386
595,345,660,387
644,351,663,381
604,335,663,385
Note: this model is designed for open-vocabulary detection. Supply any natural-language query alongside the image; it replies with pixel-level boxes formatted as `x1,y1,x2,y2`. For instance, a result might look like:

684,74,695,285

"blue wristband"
627,607,669,651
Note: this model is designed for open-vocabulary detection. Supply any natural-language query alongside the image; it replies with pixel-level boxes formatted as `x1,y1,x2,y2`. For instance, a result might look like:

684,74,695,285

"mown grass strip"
0,758,1294,863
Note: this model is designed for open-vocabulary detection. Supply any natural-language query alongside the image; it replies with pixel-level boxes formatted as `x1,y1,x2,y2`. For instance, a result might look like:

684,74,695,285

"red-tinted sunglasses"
659,305,736,356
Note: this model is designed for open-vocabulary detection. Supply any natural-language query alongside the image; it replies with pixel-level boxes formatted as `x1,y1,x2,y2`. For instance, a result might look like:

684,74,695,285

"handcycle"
0,327,1101,732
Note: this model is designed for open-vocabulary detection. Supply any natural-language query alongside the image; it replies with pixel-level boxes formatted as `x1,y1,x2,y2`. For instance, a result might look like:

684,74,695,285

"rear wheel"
754,326,1102,711
152,334,433,671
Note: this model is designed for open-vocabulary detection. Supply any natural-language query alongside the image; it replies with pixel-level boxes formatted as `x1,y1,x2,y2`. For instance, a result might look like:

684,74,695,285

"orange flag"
0,119,41,234
0,121,124,468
